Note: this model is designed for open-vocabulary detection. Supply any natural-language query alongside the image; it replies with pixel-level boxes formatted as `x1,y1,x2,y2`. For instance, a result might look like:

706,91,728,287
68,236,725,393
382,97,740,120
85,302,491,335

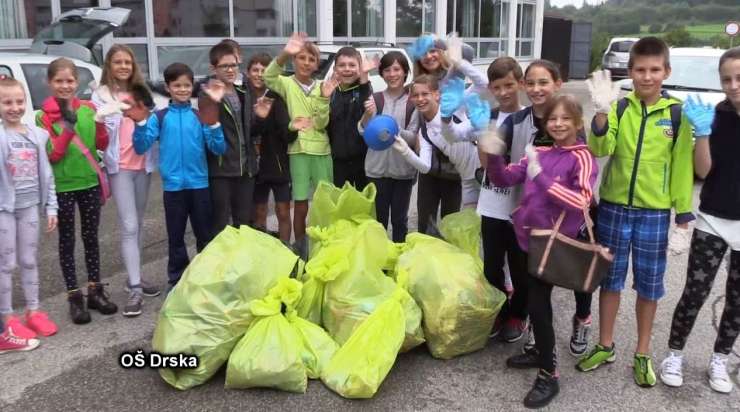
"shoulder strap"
404,97,415,128
372,91,384,115
615,97,629,125
669,103,682,148
155,108,169,131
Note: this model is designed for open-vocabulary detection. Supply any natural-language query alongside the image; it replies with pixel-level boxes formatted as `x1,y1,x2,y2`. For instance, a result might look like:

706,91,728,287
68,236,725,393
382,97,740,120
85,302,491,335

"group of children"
0,31,738,409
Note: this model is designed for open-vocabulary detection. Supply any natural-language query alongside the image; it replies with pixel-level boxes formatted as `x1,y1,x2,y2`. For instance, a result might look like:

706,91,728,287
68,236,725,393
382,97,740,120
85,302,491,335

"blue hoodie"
133,101,226,191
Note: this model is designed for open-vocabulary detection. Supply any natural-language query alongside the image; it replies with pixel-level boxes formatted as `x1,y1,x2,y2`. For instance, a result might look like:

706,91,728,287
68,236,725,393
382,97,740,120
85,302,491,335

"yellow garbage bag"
152,226,298,390
308,181,377,230
320,284,407,399
395,233,506,359
439,208,483,266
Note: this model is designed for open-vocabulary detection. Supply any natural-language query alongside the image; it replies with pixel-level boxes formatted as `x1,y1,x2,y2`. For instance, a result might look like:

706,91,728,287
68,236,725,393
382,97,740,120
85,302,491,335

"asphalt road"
1,81,738,411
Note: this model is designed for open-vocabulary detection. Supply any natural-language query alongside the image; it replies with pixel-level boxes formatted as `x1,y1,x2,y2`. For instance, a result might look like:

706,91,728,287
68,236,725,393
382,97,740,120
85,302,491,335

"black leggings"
57,186,101,291
668,229,740,355
528,275,593,373
416,173,461,235
481,216,529,320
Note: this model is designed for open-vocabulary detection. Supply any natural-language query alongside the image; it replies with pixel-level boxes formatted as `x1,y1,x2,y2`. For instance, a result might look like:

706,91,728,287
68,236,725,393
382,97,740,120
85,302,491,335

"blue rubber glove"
407,35,435,62
440,77,466,118
465,94,491,131
683,94,715,138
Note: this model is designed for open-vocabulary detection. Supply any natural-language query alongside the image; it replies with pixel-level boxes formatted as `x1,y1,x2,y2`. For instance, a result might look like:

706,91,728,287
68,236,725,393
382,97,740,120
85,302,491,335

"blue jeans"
163,188,213,286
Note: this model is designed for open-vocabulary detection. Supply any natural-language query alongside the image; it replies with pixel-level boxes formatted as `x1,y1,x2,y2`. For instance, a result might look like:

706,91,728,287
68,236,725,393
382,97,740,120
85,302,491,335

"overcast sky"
549,0,606,7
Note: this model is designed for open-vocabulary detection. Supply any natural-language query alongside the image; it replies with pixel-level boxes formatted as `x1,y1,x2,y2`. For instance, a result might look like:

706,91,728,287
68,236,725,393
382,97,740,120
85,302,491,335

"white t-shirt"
476,109,522,220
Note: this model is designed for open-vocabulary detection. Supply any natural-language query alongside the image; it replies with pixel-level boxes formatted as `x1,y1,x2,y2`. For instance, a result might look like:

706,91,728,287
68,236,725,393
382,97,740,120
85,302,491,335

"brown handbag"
527,209,614,293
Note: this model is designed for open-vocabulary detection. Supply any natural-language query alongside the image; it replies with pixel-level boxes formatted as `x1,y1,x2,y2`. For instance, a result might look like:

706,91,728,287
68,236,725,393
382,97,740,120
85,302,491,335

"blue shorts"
597,201,670,301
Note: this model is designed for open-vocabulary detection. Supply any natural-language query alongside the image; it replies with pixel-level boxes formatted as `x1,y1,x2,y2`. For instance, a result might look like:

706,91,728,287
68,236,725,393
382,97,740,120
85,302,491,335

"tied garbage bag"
395,233,506,359
152,226,298,390
286,310,339,379
321,282,408,399
308,181,376,230
439,208,483,266
315,219,424,351
295,242,351,325
225,278,307,393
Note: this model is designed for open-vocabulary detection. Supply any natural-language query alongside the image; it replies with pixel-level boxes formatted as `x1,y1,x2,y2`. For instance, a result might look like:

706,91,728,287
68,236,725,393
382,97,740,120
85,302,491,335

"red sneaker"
26,311,58,337
0,329,40,354
3,315,37,339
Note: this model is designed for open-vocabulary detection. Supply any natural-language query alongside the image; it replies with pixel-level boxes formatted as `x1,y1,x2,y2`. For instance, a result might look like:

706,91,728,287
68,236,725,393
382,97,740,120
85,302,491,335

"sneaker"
576,343,616,372
67,289,91,325
490,316,504,338
87,283,118,315
569,315,591,357
522,323,536,354
708,353,733,393
122,291,143,317
523,369,560,409
0,329,40,354
25,311,58,337
125,280,161,297
502,317,529,343
2,315,36,339
633,353,657,387
659,351,684,387
507,351,540,369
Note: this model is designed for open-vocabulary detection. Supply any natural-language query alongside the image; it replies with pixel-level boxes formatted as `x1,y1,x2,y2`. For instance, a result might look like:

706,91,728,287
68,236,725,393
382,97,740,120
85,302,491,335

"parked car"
617,47,726,107
0,7,127,124
602,37,638,79
0,53,102,124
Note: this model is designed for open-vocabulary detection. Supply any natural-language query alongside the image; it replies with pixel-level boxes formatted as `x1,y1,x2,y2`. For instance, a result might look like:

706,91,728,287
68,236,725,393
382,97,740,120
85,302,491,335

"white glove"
95,100,131,123
445,33,463,67
586,70,620,114
668,226,692,256
525,144,542,179
392,135,412,156
477,127,507,156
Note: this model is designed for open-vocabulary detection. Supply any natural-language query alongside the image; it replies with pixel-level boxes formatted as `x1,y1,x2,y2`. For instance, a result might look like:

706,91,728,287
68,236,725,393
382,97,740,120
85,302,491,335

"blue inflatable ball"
363,114,399,151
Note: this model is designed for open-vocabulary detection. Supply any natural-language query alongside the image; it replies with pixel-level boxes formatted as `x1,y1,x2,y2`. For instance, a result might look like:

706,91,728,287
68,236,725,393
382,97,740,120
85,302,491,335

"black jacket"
328,82,372,160
198,85,258,178
253,90,296,184
699,100,740,220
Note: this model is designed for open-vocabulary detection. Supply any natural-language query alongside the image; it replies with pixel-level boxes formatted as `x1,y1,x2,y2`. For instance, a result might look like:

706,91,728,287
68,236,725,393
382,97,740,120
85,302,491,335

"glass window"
22,63,95,110
333,0,347,37
60,0,97,13
396,0,435,38
234,0,293,37
454,0,478,38
481,0,508,38
351,0,383,37
297,0,317,36
0,0,52,39
157,46,213,79
480,41,501,59
153,0,229,37
126,43,149,79
240,45,284,65
111,0,146,37
516,40,532,57
517,3,534,38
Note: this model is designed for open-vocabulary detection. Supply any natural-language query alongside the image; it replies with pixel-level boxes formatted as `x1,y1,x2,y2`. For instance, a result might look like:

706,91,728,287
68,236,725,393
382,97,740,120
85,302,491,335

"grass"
627,23,727,40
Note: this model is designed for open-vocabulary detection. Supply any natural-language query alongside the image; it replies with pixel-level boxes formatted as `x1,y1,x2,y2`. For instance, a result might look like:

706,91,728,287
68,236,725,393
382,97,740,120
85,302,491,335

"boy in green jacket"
263,32,338,257
576,37,695,387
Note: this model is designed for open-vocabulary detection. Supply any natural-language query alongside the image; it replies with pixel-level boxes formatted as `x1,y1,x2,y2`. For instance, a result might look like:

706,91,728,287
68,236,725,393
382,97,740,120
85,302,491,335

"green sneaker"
633,354,657,387
576,343,616,372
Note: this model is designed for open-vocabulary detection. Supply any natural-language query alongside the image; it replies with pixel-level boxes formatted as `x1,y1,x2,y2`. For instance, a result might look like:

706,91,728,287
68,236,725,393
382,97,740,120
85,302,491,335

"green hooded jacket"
589,91,694,222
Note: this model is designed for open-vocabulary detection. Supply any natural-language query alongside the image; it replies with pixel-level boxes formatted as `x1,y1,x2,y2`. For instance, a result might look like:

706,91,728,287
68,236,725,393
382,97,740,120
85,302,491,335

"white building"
0,0,544,80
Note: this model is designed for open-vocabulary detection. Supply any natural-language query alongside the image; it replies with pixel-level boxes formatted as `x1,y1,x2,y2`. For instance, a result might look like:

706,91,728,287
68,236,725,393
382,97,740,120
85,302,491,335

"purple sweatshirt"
487,143,599,251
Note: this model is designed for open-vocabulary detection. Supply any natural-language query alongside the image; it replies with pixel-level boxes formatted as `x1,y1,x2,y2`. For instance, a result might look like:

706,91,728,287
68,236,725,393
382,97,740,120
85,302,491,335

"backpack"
373,88,416,128
154,107,200,132
419,114,461,181
615,97,682,147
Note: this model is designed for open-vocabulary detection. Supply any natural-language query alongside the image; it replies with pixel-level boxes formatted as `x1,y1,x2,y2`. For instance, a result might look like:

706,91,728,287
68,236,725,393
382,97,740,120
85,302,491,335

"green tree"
663,26,693,47
591,31,611,71
648,23,663,33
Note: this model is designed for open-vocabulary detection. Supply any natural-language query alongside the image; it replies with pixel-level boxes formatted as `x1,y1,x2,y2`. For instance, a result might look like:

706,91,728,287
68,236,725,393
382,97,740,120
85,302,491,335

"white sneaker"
660,351,684,387
708,353,733,393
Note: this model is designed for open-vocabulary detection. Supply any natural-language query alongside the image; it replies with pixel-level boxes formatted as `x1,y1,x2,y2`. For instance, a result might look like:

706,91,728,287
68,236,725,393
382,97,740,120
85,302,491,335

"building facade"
0,0,544,80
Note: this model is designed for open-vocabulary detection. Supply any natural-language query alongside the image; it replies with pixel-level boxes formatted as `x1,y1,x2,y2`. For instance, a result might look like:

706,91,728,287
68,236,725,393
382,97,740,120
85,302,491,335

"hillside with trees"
546,0,738,69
